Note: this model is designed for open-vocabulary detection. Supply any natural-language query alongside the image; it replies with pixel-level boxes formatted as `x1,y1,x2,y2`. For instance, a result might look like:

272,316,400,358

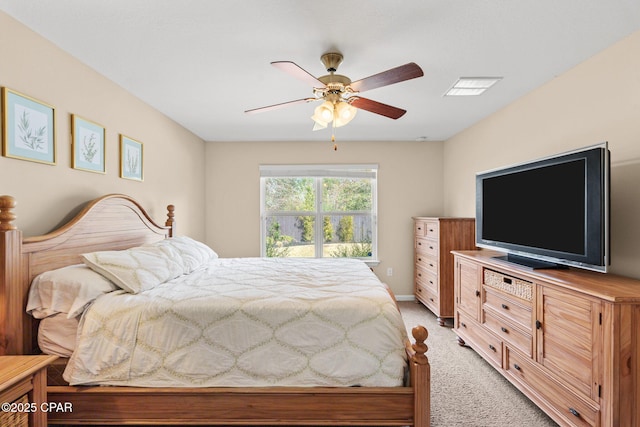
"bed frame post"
0,195,26,355
166,204,176,237
411,325,431,427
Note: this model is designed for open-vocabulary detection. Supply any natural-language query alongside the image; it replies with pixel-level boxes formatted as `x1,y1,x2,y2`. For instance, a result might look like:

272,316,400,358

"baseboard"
395,294,416,302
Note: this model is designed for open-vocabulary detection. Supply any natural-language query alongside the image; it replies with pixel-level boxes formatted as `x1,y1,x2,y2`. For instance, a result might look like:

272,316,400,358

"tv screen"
476,143,609,272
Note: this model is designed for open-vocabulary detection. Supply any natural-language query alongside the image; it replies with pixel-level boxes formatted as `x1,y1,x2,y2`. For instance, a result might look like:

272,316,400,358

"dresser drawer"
505,347,599,427
416,265,438,294
423,221,439,239
415,252,437,270
483,287,532,332
483,268,533,302
416,281,438,311
415,237,438,257
416,253,438,276
483,310,532,357
457,310,502,369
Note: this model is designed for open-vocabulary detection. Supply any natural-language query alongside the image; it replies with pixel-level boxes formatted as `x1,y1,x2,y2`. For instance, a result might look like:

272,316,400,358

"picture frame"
1,87,56,165
119,134,143,181
71,114,106,173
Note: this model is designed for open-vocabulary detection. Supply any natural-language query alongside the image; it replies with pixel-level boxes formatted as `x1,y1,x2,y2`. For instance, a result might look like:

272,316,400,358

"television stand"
493,254,567,270
453,249,640,427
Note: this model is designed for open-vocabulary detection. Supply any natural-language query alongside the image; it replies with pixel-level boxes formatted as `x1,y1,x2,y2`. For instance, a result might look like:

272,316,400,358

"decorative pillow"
27,264,119,319
152,236,218,273
82,245,183,294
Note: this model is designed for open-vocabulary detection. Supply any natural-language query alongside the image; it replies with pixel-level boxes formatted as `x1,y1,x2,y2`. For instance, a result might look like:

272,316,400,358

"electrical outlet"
386,267,393,276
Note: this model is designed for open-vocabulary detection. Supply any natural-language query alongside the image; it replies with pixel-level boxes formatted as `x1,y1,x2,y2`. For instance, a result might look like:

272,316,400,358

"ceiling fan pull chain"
332,121,338,151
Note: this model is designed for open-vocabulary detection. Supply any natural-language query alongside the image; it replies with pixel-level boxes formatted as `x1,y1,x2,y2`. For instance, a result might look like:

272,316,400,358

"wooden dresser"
413,217,475,326
453,250,640,427
0,355,57,427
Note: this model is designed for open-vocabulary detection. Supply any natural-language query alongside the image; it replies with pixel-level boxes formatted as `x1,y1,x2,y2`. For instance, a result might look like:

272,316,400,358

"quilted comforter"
64,258,409,387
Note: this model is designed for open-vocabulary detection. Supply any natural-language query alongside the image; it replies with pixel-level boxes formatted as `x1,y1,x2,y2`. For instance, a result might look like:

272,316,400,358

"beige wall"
443,30,640,278
205,140,443,296
0,12,206,239
5,8,638,293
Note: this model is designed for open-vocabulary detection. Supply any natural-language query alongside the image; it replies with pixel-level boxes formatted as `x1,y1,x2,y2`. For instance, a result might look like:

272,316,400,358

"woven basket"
484,269,533,301
0,393,29,427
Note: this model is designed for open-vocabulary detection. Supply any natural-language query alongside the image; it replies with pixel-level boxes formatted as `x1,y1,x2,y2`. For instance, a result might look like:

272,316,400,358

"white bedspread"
64,258,408,387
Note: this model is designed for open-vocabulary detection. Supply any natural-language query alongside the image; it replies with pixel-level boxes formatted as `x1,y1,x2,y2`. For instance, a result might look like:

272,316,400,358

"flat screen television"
476,143,610,272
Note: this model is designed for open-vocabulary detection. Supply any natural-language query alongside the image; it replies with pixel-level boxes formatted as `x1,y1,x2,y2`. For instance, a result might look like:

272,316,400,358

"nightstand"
0,355,58,427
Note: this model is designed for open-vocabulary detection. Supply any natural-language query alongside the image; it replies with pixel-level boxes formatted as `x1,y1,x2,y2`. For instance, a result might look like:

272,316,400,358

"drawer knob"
429,246,434,250
501,303,509,310
418,273,422,277
501,327,508,333
418,257,422,262
475,290,480,297
429,297,434,302
461,322,467,328
514,364,521,371
489,344,496,352
429,228,434,232
569,408,580,418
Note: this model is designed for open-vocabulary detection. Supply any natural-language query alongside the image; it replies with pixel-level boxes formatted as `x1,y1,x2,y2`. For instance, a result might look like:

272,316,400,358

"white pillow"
27,264,119,319
152,236,218,273
38,313,80,357
82,245,183,293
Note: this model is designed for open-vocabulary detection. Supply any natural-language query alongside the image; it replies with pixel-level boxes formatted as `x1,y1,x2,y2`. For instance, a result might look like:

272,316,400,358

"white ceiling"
1,1,639,143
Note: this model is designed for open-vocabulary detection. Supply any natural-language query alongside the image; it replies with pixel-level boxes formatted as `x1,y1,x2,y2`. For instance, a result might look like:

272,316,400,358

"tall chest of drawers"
413,217,475,326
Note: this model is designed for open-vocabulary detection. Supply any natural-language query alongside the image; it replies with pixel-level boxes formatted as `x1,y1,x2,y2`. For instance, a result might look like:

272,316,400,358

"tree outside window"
260,165,377,261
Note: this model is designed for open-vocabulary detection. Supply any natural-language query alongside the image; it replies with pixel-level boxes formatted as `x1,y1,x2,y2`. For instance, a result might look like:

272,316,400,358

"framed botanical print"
1,87,56,165
119,134,143,181
71,114,106,173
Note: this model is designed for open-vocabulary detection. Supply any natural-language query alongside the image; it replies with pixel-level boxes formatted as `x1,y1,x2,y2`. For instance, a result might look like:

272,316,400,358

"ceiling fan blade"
245,98,316,114
349,62,424,93
350,97,407,119
271,61,327,88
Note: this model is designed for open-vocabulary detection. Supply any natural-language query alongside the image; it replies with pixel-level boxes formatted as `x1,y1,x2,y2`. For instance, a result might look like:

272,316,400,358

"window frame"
260,164,378,264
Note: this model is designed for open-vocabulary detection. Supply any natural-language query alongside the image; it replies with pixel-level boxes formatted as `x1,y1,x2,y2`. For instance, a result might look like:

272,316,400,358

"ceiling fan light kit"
334,101,357,125
311,100,358,130
245,51,424,149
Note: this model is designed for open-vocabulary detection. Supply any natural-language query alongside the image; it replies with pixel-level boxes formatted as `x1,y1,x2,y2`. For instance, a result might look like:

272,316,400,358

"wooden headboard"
0,194,175,355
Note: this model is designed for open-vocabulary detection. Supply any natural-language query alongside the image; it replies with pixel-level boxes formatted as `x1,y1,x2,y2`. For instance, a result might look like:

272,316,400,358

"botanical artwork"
16,105,48,152
80,129,99,164
120,135,143,181
72,115,105,173
125,145,139,174
2,87,56,164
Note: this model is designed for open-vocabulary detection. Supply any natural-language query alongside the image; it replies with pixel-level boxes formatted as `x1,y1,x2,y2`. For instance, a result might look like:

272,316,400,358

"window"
260,164,377,262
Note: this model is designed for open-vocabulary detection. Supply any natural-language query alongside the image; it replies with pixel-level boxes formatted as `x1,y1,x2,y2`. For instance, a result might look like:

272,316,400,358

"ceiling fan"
245,52,424,139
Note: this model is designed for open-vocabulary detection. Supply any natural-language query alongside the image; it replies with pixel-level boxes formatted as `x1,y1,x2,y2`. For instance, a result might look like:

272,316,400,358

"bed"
0,193,430,426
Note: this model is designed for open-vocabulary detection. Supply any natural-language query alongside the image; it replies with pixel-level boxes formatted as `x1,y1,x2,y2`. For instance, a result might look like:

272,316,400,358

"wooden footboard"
46,326,429,426
0,194,430,426
48,386,413,426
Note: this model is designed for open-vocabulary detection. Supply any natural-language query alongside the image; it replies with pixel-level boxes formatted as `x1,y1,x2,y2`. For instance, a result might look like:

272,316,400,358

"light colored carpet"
398,301,558,427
